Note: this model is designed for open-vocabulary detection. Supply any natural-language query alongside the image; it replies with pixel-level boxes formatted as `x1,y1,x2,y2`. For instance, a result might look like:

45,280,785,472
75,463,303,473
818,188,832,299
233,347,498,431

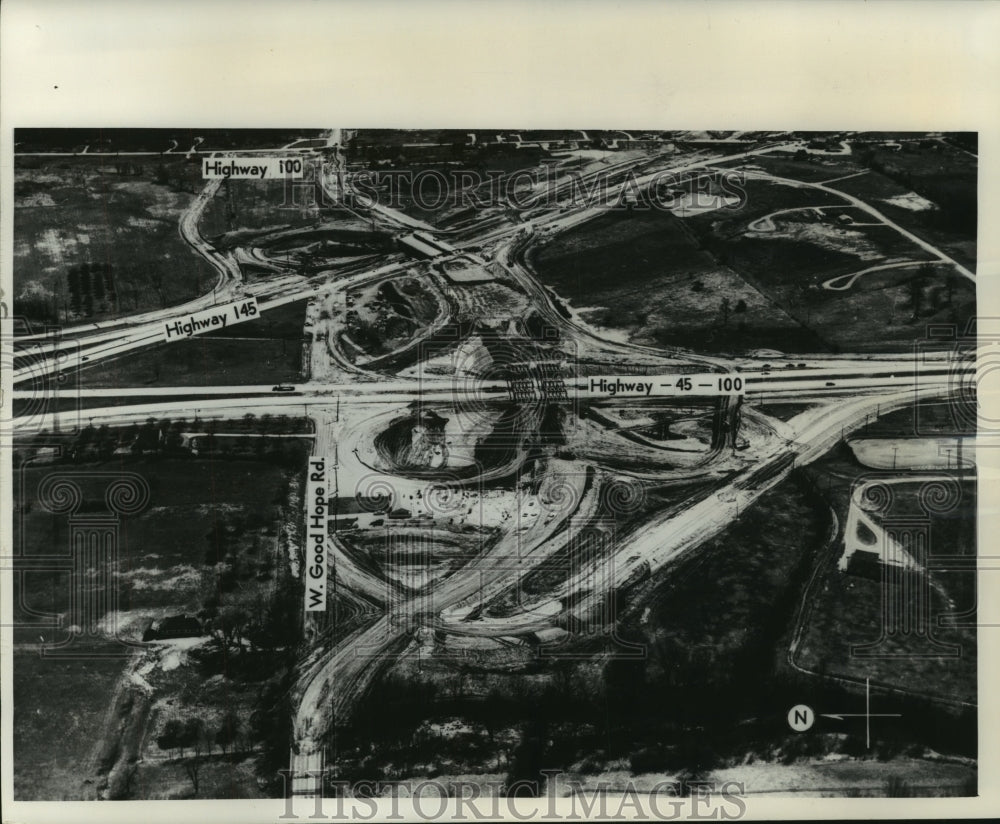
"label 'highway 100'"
163,298,260,341
202,157,305,180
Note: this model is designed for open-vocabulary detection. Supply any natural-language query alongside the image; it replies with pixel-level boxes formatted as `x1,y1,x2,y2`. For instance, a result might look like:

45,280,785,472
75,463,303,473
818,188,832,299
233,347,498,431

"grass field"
13,157,215,324
13,457,291,630
13,645,132,799
828,170,976,272
797,445,976,703
816,141,977,271
531,172,975,354
738,153,867,183
696,176,846,226
530,205,823,354
13,451,302,799
795,558,976,703
359,154,547,228
699,234,972,352
70,299,307,388
130,755,268,800
630,469,829,686
199,177,331,235
865,400,976,438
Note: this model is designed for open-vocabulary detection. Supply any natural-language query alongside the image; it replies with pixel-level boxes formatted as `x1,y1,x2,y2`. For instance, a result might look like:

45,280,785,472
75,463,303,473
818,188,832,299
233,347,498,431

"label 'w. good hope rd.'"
305,457,330,614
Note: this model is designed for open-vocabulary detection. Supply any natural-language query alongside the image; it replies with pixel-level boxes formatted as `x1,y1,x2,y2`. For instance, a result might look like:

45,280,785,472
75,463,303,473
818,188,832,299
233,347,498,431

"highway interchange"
7,133,978,794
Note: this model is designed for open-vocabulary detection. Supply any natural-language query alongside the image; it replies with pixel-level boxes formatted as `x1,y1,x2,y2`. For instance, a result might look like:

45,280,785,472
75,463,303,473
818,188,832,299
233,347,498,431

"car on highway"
272,384,296,392
825,381,835,387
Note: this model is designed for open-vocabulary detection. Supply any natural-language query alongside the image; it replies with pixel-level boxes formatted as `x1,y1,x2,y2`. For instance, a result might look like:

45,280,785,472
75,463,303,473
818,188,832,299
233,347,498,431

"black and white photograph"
1,2,998,822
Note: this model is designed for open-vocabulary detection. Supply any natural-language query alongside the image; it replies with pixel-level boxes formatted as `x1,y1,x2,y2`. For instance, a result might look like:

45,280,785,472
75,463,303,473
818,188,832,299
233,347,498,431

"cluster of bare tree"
155,711,249,796
67,262,117,317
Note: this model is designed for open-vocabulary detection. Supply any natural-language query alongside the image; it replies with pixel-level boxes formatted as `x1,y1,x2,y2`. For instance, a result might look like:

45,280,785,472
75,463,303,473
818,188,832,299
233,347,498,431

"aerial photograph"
7,127,977,803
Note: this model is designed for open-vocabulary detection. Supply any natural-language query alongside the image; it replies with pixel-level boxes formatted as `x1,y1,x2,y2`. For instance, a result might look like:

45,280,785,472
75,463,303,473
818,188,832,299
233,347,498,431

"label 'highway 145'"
162,298,259,341
202,157,305,180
